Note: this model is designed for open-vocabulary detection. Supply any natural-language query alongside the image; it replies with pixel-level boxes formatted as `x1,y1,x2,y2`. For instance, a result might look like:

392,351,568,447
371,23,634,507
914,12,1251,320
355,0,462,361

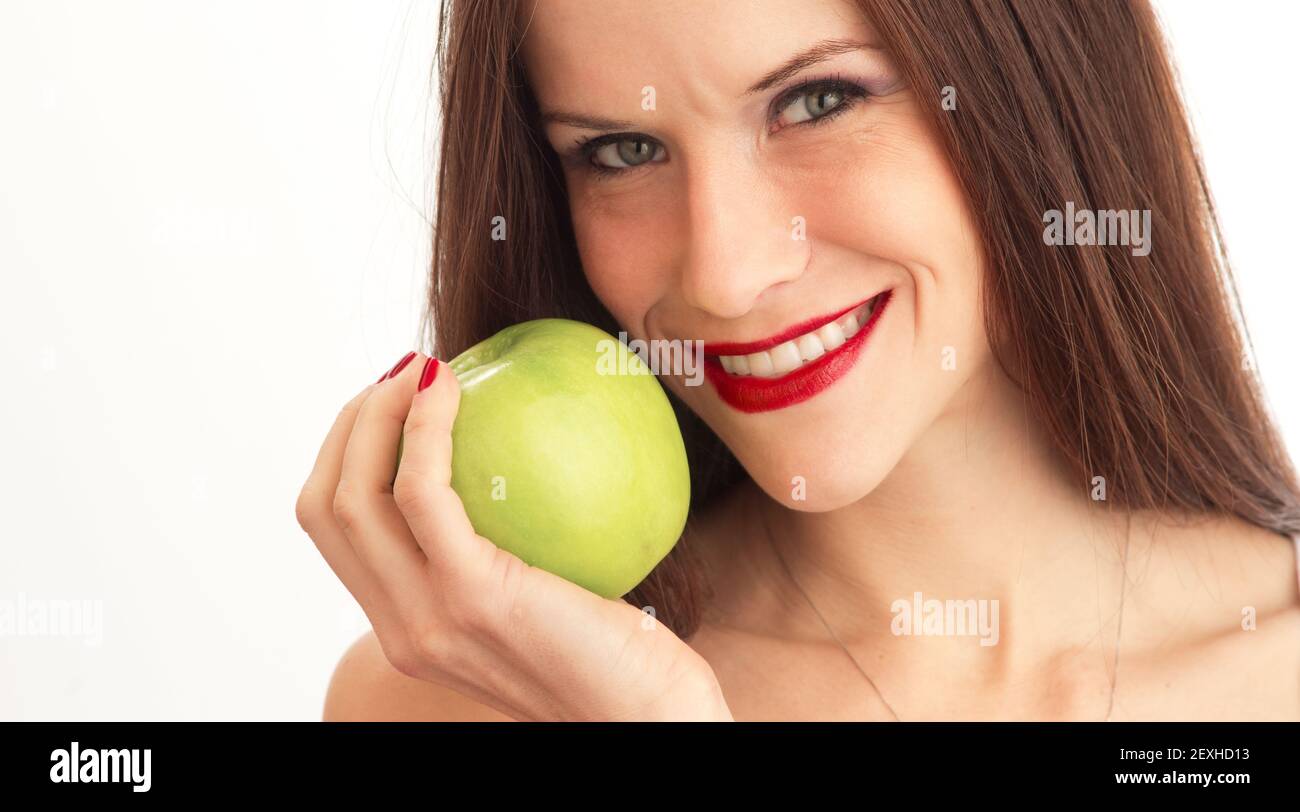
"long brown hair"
423,0,1300,639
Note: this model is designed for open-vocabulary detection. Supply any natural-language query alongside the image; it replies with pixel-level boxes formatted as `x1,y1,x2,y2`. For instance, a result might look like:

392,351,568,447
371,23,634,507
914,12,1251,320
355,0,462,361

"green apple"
396,318,690,599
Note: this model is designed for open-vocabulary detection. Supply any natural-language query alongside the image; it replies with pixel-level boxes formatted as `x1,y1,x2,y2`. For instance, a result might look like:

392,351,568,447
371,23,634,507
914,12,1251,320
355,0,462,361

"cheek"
793,109,978,283
786,107,986,369
569,188,675,332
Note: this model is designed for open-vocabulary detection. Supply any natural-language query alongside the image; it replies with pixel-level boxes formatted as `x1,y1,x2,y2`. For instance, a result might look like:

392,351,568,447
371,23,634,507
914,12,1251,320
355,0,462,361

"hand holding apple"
296,339,731,721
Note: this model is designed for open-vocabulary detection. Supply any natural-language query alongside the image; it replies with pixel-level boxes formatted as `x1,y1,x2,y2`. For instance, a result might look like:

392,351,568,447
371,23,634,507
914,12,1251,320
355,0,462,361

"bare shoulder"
1120,512,1300,719
322,631,517,722
1128,511,1299,618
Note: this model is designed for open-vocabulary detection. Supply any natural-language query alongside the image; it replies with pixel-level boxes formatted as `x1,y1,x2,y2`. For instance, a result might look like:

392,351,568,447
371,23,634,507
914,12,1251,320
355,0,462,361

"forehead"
517,0,876,107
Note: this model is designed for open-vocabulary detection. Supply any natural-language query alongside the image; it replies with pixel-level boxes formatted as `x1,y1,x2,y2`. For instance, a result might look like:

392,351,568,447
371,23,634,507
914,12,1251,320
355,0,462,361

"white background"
1,0,1296,720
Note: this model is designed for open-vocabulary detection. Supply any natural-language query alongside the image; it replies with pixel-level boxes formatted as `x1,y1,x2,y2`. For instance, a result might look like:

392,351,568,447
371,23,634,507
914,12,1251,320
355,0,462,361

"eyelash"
570,73,869,180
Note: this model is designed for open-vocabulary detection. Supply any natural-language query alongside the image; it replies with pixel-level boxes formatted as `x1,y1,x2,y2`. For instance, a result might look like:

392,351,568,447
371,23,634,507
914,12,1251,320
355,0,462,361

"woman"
296,0,1300,721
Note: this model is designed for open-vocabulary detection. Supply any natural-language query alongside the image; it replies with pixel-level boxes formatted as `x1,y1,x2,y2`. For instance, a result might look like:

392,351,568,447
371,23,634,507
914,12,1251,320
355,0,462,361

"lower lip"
703,290,892,414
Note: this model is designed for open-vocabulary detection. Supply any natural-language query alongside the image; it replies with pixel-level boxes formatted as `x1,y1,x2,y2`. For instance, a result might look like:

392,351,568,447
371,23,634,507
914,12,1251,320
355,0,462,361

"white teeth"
718,296,880,379
746,351,774,377
796,333,826,362
816,321,846,351
769,341,803,376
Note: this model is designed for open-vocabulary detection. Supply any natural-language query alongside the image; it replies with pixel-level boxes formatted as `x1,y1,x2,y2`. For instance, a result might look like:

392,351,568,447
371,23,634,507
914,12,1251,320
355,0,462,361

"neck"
747,366,1131,696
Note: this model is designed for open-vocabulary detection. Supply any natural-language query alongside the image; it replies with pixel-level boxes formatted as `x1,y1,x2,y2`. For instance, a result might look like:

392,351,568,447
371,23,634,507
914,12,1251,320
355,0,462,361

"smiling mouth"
701,290,892,413
715,295,881,378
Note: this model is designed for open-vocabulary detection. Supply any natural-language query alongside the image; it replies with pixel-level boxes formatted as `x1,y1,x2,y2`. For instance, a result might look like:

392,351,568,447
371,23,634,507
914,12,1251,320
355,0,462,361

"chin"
737,432,906,513
680,294,930,511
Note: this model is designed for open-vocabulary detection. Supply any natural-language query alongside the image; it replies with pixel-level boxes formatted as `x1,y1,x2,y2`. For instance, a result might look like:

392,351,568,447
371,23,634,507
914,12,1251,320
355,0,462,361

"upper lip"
700,293,882,357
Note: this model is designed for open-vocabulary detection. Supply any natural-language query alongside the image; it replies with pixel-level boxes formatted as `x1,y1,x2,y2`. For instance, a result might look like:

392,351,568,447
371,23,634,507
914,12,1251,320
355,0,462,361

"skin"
320,0,1300,720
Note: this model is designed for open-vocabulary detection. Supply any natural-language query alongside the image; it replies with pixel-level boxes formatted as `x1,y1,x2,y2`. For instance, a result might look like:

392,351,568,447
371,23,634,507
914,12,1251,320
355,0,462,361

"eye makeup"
766,71,869,134
554,62,900,179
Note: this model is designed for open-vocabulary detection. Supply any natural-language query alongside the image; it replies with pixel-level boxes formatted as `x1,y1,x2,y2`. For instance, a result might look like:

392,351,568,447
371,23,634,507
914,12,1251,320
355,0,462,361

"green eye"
591,137,664,169
779,87,847,126
807,88,845,117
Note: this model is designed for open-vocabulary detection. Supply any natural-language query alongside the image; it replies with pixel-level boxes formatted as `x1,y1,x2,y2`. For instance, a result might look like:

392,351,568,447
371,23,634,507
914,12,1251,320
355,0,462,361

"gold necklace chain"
755,494,1129,722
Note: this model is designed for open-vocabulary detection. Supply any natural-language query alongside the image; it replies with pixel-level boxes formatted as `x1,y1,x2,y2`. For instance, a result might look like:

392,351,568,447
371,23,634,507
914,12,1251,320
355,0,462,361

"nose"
676,157,808,320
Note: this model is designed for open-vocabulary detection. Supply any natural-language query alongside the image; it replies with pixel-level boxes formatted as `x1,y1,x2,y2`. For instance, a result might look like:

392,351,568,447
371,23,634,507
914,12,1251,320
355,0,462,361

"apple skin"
397,319,691,599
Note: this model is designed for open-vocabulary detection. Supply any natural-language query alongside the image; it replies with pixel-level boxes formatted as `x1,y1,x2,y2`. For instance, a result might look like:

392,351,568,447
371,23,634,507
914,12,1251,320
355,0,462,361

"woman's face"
521,0,991,511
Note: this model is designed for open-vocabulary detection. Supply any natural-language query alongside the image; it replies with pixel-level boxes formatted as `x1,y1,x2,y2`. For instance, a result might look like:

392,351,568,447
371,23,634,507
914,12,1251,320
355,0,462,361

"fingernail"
377,351,417,383
418,358,440,392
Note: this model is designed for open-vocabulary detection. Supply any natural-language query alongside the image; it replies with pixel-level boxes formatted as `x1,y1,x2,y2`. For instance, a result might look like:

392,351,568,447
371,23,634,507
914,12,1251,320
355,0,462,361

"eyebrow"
745,37,875,95
538,111,636,131
538,37,875,131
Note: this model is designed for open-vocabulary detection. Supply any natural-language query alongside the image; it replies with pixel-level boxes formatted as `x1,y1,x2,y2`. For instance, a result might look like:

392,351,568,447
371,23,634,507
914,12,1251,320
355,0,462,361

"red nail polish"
418,358,440,392
378,351,417,383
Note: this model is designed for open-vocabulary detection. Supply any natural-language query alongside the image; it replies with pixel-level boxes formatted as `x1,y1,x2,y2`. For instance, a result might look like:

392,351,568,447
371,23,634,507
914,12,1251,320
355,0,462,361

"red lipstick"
703,290,892,413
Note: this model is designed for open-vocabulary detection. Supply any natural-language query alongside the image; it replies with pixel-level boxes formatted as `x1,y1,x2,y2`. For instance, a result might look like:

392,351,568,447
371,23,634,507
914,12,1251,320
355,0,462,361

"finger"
393,356,494,575
335,353,436,606
297,384,404,625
